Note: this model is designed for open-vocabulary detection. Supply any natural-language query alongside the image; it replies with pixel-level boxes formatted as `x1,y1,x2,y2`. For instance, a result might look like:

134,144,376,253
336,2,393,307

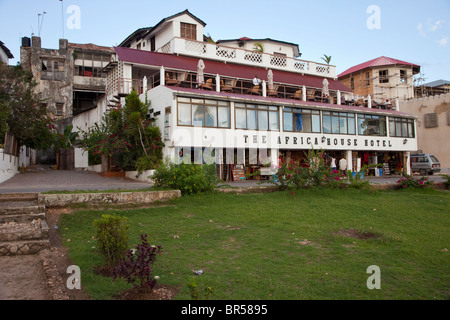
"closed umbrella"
197,59,205,85
267,69,274,90
322,78,329,96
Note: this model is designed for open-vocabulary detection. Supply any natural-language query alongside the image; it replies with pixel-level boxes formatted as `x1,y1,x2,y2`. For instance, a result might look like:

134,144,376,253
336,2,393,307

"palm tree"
321,54,332,64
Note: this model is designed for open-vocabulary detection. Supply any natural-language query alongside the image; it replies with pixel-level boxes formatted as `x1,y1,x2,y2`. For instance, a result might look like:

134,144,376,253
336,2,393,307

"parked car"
410,153,441,175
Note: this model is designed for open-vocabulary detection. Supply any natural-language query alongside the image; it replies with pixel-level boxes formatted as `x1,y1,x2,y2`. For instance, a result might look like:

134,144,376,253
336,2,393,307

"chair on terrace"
356,98,365,106
306,89,316,101
199,78,214,90
291,89,303,100
267,85,279,97
247,85,261,95
221,80,235,92
165,73,179,86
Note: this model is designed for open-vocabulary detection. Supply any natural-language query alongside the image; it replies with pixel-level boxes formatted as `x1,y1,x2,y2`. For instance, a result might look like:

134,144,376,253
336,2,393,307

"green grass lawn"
59,187,450,300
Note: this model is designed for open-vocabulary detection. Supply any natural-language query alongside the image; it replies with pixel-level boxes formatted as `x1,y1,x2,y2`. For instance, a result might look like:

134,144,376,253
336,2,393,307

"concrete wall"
400,93,450,170
38,190,181,207
0,150,18,183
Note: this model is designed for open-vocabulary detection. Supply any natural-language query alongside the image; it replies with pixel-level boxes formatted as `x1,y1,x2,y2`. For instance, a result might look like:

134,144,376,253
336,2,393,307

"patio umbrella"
267,69,274,90
197,59,205,84
322,78,329,96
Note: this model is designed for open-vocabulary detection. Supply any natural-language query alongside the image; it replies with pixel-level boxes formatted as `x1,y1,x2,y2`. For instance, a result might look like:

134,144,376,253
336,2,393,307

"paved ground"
0,166,448,193
0,167,152,194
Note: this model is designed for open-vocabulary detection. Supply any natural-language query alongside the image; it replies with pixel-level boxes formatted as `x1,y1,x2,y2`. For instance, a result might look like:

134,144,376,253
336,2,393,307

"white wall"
0,150,18,183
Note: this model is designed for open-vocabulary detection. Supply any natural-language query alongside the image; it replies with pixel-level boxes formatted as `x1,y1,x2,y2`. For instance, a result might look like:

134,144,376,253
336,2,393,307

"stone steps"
0,193,50,256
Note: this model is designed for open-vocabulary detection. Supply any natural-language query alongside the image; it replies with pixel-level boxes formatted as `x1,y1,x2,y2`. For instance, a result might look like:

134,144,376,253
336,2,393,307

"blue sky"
1,0,449,83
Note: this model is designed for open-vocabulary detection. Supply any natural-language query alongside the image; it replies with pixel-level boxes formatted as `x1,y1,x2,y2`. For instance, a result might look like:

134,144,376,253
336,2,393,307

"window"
177,97,230,128
350,77,354,90
379,69,389,84
357,114,386,136
365,72,371,86
75,66,104,78
181,22,197,40
283,107,320,133
56,103,64,116
400,70,407,84
389,117,415,138
322,111,356,135
424,113,438,128
41,59,64,81
235,104,279,131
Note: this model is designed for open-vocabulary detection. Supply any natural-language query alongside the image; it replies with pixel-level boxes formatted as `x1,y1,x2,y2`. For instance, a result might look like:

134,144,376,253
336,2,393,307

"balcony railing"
157,37,336,78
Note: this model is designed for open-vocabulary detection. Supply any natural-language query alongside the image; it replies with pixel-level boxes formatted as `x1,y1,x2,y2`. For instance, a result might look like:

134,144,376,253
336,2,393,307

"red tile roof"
338,56,420,78
113,47,351,92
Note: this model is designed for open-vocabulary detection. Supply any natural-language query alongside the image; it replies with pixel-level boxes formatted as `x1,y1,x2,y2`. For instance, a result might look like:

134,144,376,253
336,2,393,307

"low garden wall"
38,190,181,207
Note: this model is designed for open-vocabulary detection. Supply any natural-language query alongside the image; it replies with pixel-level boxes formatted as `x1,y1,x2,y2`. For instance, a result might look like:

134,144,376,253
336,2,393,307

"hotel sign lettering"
243,134,394,148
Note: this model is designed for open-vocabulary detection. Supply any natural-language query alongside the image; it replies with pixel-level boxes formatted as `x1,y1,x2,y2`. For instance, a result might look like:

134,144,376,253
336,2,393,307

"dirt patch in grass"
335,228,380,240
115,284,179,300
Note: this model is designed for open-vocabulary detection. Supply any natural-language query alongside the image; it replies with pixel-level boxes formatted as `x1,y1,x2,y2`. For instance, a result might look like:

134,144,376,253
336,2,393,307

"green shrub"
396,174,430,189
152,160,218,195
93,214,129,266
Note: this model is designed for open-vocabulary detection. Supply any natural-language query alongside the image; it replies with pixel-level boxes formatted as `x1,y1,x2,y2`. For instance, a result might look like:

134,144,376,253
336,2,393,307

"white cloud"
417,22,426,36
432,20,442,32
436,37,448,47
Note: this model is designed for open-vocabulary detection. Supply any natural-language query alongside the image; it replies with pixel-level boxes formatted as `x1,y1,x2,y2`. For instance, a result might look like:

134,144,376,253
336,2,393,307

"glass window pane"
323,115,332,133
205,106,217,127
339,117,347,134
332,116,339,134
407,122,414,137
402,122,408,137
247,109,257,130
358,118,366,135
258,110,268,130
236,108,246,129
178,103,191,125
178,97,190,103
269,111,279,130
389,120,395,136
218,107,230,128
294,112,303,132
348,117,355,134
283,112,293,131
312,115,321,133
193,105,204,126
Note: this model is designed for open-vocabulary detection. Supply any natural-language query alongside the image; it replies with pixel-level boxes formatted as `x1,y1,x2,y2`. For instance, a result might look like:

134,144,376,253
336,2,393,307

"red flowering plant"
274,146,346,190
396,174,431,189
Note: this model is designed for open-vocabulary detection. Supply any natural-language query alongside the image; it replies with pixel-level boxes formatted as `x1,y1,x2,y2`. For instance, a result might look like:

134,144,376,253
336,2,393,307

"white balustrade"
157,37,336,78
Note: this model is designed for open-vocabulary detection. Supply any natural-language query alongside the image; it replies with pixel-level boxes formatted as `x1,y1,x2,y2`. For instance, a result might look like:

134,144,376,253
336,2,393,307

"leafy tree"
79,90,164,171
0,62,53,150
53,125,79,150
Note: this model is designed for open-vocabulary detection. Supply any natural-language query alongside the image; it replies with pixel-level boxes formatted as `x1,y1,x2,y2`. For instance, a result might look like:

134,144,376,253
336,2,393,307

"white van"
410,154,441,175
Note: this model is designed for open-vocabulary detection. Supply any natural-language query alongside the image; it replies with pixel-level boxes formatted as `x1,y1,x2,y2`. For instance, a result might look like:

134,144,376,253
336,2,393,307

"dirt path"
0,208,90,300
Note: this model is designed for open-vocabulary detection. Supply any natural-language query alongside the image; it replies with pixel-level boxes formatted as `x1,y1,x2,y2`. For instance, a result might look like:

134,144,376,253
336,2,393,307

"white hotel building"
82,10,417,180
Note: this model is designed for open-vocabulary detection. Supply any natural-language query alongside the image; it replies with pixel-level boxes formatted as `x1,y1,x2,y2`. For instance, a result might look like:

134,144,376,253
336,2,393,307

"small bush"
93,214,129,266
439,174,450,189
113,234,162,292
396,174,430,189
187,277,214,300
152,160,218,195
